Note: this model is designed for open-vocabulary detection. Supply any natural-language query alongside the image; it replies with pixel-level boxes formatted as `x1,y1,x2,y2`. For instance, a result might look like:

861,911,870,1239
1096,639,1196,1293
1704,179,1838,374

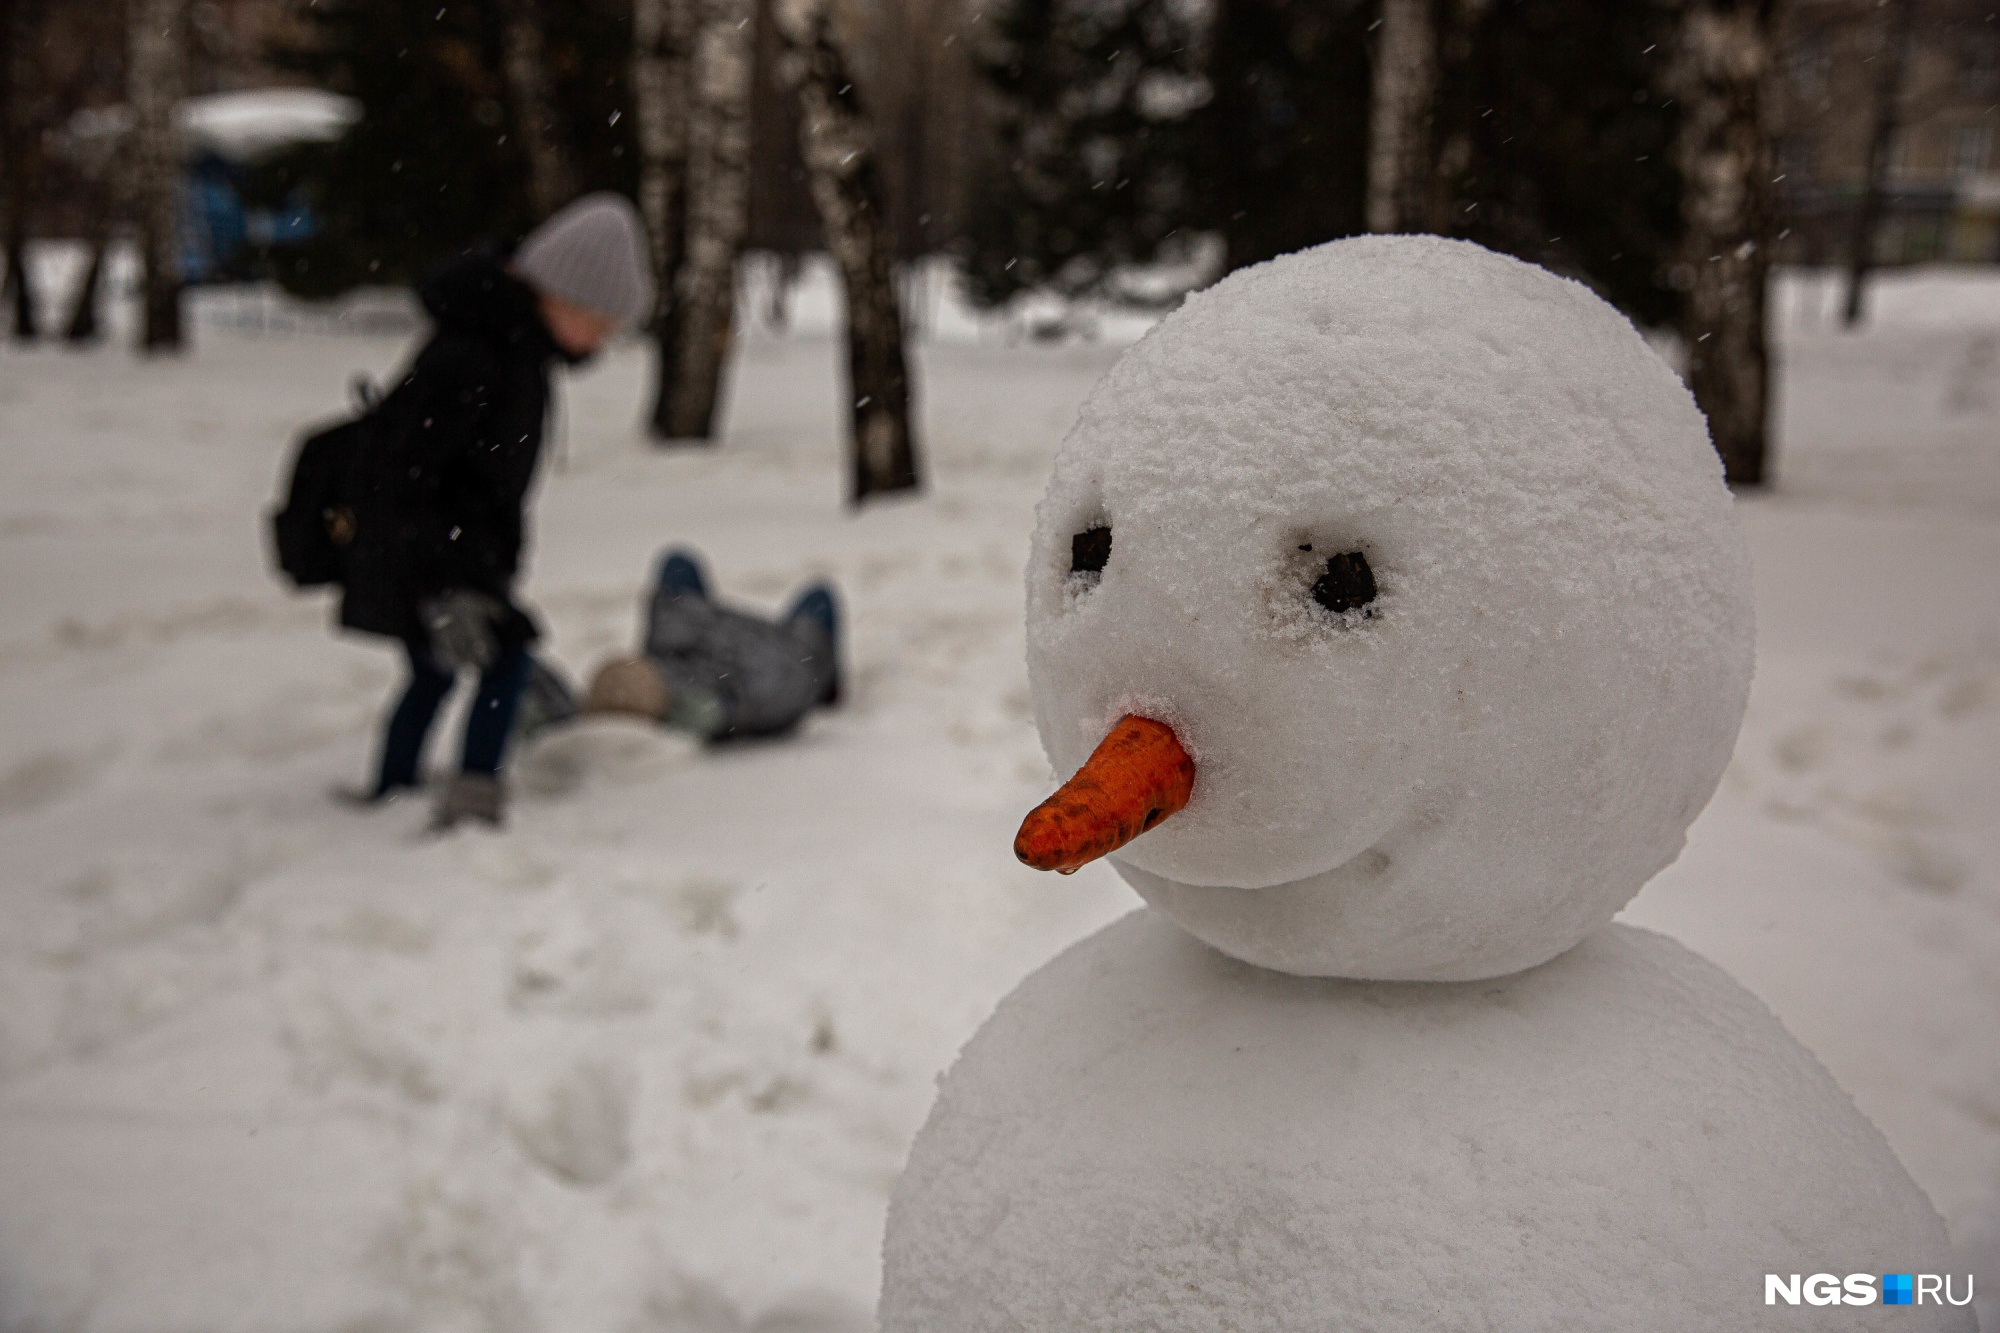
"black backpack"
268,378,380,589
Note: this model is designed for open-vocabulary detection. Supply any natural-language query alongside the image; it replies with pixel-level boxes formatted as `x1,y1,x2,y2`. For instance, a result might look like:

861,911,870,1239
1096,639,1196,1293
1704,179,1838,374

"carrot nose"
1014,715,1196,874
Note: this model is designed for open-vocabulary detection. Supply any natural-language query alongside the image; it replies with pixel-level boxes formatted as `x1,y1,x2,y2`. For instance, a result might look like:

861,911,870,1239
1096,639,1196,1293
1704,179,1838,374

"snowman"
879,237,1970,1331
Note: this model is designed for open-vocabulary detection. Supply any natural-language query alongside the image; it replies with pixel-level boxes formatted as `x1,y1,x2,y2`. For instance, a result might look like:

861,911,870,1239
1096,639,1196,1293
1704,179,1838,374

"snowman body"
880,237,1960,1329
882,914,1966,1332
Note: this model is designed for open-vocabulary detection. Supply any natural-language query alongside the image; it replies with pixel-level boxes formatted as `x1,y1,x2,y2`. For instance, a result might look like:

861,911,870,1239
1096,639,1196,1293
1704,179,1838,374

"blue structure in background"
179,150,323,285
162,89,357,285
62,90,353,286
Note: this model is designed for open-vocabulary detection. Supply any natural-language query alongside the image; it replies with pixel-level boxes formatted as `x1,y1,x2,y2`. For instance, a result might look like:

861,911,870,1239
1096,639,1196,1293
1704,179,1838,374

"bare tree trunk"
1,235,30,340
775,0,920,502
64,126,127,344
64,231,108,342
635,0,693,439
128,0,186,353
768,251,799,330
1,0,40,341
1366,0,1440,234
499,0,576,219
1672,0,1775,488
1427,0,1489,231
662,0,755,442
1842,0,1912,328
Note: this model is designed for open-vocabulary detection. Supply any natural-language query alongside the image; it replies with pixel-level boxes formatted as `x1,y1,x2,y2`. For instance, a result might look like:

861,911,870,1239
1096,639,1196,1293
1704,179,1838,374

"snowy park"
0,256,1994,1329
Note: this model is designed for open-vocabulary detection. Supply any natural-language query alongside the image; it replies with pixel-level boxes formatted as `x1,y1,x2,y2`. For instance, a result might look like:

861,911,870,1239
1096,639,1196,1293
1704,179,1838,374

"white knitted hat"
512,192,655,325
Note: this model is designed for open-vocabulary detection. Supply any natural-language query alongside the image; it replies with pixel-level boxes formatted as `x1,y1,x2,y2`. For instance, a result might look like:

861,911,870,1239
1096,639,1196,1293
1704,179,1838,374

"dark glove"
419,590,504,670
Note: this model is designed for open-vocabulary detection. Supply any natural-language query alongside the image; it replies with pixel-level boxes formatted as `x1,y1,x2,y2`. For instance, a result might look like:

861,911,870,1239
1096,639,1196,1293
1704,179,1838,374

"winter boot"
785,584,842,706
655,549,710,600
432,772,506,830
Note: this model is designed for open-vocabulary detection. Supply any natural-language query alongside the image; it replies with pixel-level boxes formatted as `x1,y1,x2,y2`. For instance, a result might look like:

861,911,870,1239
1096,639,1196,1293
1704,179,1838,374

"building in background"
176,88,358,281
56,82,353,284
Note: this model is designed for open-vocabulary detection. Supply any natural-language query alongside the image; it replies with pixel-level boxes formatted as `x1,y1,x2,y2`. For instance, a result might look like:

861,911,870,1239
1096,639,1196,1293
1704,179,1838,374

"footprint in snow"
508,1058,635,1188
0,745,114,817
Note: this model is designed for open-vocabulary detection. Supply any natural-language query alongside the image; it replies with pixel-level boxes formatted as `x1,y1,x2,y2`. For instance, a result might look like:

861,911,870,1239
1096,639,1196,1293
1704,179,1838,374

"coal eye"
1311,550,1376,614
1071,526,1112,576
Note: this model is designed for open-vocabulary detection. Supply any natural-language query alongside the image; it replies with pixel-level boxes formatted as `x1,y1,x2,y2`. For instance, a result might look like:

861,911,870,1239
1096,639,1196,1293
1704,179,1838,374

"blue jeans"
374,643,531,794
656,548,837,640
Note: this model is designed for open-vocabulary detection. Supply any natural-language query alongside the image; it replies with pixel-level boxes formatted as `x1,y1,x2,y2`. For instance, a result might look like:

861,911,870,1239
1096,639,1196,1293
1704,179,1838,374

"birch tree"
1671,0,1776,487
498,0,576,219
634,0,692,438
1365,0,1440,234
661,0,754,441
774,0,920,501
1842,0,1913,327
128,0,186,351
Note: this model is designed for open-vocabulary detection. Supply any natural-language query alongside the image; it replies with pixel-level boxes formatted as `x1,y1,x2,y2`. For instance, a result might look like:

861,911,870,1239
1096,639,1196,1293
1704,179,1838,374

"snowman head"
1017,237,1753,981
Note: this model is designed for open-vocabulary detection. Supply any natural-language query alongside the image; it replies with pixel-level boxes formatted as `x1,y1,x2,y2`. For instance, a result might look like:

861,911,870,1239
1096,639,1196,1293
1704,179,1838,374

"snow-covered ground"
0,261,1996,1331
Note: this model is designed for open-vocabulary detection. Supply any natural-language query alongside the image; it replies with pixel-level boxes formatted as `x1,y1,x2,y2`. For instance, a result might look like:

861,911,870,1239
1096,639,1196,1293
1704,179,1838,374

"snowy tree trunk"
128,0,186,352
1366,0,1440,234
662,0,755,442
1842,0,1912,329
634,0,693,439
1672,0,1775,489
499,0,576,219
774,0,920,503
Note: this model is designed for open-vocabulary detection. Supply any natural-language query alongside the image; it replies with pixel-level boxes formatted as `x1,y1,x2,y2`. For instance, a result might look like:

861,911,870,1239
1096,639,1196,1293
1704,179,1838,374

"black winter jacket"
339,253,565,650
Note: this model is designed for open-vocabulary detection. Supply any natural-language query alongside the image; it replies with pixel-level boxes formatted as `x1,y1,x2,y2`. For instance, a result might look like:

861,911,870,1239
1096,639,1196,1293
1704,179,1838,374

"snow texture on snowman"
878,237,1970,1331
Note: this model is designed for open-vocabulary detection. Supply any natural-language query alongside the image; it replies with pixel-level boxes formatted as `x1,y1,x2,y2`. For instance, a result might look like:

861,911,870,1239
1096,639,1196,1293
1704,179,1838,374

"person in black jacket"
341,193,653,828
